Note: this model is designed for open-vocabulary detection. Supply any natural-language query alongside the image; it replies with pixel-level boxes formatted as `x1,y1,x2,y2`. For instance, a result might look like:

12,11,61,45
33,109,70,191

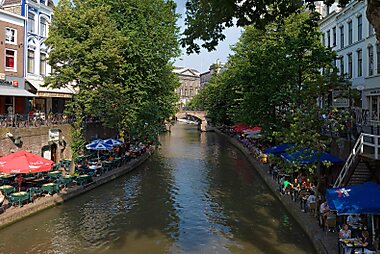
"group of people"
339,217,375,254
221,126,378,254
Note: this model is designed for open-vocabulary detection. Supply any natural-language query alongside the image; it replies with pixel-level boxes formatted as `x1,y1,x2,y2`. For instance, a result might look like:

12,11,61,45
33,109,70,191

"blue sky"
173,0,242,72
52,0,242,73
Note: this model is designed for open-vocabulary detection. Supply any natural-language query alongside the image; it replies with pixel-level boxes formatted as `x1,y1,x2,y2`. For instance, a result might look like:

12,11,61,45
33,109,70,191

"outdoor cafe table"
0,185,15,196
41,183,59,195
76,175,91,186
26,178,48,187
338,238,366,254
0,174,15,184
9,191,30,207
60,175,75,186
47,171,62,179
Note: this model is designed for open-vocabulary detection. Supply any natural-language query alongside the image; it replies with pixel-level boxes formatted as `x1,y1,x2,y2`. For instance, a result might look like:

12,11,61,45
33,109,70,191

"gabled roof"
173,67,200,77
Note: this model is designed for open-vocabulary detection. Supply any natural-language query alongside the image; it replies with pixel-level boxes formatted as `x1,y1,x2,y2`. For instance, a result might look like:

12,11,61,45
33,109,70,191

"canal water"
0,124,316,254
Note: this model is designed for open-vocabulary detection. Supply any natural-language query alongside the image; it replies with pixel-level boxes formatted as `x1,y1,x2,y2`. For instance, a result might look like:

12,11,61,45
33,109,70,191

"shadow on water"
0,123,315,254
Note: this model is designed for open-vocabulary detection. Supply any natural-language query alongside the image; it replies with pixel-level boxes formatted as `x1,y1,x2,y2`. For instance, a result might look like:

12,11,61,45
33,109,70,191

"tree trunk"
367,0,380,42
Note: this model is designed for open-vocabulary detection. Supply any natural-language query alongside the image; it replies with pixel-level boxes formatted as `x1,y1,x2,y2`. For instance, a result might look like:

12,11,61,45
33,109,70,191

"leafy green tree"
45,0,180,152
181,0,380,53
196,12,348,193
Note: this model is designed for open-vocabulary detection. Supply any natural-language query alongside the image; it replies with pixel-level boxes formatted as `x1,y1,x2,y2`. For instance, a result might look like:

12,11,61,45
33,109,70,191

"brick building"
0,8,34,115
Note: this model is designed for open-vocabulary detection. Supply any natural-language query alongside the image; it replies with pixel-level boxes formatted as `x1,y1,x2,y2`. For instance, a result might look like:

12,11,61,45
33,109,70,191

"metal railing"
334,133,380,188
0,113,73,128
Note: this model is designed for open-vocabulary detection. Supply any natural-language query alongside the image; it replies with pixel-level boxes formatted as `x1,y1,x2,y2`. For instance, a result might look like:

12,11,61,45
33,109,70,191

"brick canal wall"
213,128,338,254
0,123,118,158
0,149,152,229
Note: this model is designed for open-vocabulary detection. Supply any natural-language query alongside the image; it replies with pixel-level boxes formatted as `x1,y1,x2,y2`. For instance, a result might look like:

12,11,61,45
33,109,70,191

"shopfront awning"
0,87,36,97
26,79,75,98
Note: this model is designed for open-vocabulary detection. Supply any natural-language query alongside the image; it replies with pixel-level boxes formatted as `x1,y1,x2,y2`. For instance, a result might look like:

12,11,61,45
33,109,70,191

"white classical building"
319,0,380,126
4,0,75,114
173,67,200,108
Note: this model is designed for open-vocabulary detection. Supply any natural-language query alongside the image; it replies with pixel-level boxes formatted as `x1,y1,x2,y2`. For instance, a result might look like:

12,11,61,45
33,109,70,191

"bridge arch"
175,111,209,132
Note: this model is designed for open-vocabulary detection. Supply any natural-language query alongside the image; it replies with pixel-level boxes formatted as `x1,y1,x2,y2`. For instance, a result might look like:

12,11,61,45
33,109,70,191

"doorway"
51,143,57,163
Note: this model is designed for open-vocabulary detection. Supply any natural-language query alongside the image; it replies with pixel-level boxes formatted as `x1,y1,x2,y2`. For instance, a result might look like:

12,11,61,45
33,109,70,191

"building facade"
4,0,75,115
173,67,200,108
0,8,35,115
319,0,379,126
200,61,226,90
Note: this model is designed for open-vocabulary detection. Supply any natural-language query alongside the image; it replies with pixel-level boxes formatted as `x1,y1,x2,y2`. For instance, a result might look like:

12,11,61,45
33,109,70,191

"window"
377,44,380,74
27,50,34,73
40,18,47,37
340,56,344,75
28,13,35,33
340,26,344,49
322,33,325,47
5,28,16,44
327,30,331,48
357,15,362,40
357,49,362,77
332,27,336,46
369,45,374,76
40,53,46,75
348,21,353,45
5,49,16,71
369,23,374,36
348,53,352,78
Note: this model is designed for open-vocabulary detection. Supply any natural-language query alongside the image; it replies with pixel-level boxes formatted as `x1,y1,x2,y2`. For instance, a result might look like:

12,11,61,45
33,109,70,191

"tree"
195,11,347,194
181,0,379,53
45,0,180,153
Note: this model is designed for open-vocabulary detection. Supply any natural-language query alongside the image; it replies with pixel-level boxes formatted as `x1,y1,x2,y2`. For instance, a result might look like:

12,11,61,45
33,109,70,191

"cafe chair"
325,216,337,233
309,202,317,217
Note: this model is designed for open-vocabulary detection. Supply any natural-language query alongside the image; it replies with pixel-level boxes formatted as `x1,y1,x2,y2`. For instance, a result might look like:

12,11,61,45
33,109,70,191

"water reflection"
0,123,315,254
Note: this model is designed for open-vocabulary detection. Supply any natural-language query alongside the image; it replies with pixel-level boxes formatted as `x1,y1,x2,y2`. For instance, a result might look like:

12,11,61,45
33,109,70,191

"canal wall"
0,149,153,229
213,128,337,254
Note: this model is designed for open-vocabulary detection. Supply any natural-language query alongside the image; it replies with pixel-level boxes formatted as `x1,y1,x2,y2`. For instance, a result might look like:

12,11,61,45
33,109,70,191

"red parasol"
0,150,53,174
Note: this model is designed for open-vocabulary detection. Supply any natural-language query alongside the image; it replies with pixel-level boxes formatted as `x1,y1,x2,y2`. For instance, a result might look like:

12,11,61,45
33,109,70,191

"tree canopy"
190,11,351,192
45,0,180,156
180,0,380,54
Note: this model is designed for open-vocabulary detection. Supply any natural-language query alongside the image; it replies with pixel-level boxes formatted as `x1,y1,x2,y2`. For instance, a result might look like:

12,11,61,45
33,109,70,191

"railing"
0,114,74,128
334,133,380,188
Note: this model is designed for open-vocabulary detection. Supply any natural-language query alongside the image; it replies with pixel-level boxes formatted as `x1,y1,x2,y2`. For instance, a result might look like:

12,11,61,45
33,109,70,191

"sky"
173,0,242,72
52,0,242,73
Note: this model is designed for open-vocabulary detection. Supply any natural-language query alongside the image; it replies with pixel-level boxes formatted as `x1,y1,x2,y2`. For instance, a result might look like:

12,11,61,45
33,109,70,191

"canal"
0,124,316,254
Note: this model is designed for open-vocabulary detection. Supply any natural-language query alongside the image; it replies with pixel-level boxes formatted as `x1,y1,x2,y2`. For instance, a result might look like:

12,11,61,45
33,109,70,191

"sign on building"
332,90,349,108
49,129,62,142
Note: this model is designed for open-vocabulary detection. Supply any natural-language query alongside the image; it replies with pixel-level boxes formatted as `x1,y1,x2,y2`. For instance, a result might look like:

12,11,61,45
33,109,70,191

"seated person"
283,179,292,195
0,190,4,206
319,201,330,227
339,224,352,254
339,224,352,239
320,201,330,214
357,231,375,253
306,191,316,210
347,214,360,227
60,165,67,176
14,174,24,191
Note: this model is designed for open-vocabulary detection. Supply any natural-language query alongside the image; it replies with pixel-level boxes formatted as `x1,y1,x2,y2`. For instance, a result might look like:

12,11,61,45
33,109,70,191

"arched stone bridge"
175,111,209,132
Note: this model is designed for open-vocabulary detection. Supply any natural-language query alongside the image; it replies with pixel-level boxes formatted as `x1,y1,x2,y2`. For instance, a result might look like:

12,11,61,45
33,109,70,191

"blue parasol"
103,138,123,147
